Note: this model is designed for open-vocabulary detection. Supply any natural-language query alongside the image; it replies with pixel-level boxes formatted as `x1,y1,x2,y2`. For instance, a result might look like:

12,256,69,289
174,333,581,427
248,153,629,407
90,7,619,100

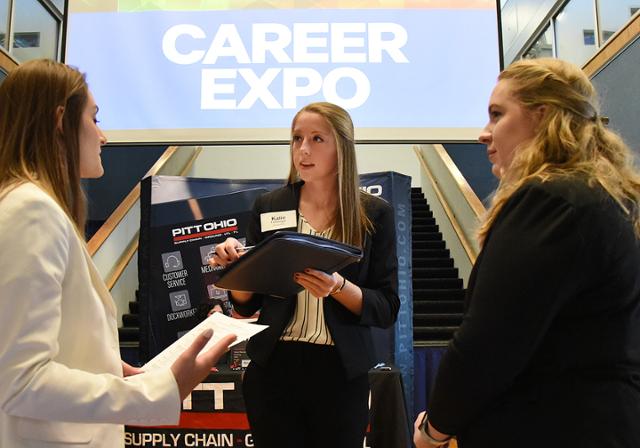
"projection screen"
64,1,500,144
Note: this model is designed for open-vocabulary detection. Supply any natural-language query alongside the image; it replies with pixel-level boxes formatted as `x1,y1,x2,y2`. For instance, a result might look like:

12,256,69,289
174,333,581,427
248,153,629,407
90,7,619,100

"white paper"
142,313,267,371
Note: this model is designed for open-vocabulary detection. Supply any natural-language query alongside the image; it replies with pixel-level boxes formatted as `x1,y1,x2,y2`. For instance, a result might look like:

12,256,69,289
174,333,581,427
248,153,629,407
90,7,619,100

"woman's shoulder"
515,177,609,210
1,182,64,215
361,191,394,216
0,183,71,236
254,182,300,209
504,177,628,236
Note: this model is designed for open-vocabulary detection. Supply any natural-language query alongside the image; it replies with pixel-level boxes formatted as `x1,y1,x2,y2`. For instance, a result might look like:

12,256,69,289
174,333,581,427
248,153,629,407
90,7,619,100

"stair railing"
414,144,485,284
88,145,202,324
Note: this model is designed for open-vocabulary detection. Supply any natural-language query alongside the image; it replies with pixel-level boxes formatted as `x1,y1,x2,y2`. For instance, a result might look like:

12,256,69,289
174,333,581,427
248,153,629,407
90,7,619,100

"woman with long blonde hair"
0,59,235,448
414,58,640,448
212,102,400,448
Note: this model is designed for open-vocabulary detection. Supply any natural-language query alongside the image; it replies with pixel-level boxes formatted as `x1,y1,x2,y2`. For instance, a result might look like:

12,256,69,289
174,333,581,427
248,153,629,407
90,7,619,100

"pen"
236,245,255,252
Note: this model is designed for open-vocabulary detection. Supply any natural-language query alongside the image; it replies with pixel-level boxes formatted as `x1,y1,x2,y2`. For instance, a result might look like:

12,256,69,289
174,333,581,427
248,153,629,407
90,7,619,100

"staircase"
411,187,465,346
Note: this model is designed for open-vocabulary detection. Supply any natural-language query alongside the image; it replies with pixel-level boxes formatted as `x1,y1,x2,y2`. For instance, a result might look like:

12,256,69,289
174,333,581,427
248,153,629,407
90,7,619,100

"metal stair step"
414,326,459,341
414,300,464,313
122,313,139,327
412,257,453,268
412,209,433,219
412,224,439,233
412,203,431,211
414,313,464,326
414,278,463,289
129,300,139,314
413,232,443,242
412,217,435,226
413,248,449,258
118,326,139,343
413,241,445,251
414,288,465,300
413,267,459,278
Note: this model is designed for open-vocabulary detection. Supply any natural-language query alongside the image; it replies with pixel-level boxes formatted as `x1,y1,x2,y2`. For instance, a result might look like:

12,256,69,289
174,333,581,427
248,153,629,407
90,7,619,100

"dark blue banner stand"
138,172,414,415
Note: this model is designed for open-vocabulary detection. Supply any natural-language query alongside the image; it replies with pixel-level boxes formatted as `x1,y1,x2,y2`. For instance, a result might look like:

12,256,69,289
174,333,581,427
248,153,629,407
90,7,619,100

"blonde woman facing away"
0,59,236,448
413,58,640,448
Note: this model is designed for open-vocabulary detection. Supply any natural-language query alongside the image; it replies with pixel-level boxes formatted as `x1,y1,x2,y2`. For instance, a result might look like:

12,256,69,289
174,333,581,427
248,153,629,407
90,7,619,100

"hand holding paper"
171,329,236,400
142,313,268,399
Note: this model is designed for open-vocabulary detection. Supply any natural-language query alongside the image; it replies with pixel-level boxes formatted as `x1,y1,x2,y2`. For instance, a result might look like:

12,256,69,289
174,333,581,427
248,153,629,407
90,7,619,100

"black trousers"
242,341,369,448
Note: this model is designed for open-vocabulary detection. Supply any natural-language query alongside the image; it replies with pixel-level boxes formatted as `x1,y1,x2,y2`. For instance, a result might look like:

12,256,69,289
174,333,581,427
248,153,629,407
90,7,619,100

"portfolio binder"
211,231,363,298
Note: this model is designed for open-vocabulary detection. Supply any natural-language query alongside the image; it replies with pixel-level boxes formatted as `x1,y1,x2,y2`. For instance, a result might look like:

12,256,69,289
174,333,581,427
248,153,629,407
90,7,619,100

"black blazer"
231,182,400,379
428,178,640,447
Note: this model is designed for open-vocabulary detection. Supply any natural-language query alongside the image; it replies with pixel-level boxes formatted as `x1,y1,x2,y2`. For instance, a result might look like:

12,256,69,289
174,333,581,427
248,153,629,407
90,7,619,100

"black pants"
242,341,369,448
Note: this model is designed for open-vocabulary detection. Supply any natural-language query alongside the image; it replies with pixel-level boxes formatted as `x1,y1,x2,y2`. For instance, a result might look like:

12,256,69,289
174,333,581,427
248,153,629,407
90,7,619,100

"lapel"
80,241,118,319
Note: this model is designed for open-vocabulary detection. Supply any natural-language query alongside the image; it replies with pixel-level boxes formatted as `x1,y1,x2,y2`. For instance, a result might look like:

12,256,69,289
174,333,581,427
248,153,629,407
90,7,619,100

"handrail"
87,146,178,255
0,47,19,73
96,146,202,291
583,11,640,77
433,144,486,218
105,238,138,290
414,147,478,264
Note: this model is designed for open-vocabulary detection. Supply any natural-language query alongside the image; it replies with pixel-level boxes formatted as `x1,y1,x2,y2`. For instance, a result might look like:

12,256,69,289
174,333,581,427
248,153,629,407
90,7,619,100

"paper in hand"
142,312,267,371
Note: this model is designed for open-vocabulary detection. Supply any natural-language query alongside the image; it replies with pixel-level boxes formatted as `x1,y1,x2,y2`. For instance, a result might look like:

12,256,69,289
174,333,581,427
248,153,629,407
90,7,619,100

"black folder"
211,231,363,298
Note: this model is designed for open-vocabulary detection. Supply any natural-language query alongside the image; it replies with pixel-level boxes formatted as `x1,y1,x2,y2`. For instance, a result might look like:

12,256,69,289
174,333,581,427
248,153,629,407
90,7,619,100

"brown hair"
287,102,373,247
0,59,89,231
479,58,640,244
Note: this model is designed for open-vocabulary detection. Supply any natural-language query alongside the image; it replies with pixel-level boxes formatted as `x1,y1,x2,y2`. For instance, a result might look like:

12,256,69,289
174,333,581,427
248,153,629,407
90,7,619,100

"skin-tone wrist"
328,273,363,315
427,422,449,442
413,411,452,448
293,269,363,315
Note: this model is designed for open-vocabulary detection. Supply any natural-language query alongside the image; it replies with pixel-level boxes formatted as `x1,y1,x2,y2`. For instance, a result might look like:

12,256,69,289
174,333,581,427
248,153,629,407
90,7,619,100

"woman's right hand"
170,329,237,401
208,237,254,303
209,237,245,268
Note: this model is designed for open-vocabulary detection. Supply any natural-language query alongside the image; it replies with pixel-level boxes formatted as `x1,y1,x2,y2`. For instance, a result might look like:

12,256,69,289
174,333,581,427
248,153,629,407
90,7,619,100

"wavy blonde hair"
479,58,640,245
0,59,89,232
287,102,373,247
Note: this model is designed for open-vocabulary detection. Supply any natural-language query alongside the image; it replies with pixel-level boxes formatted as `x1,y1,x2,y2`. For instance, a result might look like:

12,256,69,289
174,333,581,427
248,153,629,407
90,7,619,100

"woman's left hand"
294,269,342,298
413,411,450,448
122,360,144,377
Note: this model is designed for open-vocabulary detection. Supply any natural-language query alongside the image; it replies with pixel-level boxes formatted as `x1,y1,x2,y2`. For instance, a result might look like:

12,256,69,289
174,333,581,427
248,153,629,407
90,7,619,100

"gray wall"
83,146,166,236
591,36,640,155
443,143,498,204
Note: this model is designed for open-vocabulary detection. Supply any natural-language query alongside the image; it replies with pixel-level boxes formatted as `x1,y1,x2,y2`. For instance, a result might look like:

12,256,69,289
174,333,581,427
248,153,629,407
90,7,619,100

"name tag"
260,210,297,232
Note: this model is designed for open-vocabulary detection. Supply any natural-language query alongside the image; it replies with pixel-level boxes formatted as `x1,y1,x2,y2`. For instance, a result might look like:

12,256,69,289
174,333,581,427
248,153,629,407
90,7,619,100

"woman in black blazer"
414,58,640,448
212,102,400,448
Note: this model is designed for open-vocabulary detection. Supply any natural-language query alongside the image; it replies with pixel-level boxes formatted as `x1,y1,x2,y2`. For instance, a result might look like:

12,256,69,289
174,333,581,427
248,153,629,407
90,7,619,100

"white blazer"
0,183,180,447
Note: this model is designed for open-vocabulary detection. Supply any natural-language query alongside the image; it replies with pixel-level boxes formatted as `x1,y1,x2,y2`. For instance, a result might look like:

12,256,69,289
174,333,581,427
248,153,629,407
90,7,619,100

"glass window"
0,0,8,49
554,0,598,67
598,0,640,44
583,29,596,45
51,0,65,14
11,0,59,62
524,25,554,59
0,68,6,85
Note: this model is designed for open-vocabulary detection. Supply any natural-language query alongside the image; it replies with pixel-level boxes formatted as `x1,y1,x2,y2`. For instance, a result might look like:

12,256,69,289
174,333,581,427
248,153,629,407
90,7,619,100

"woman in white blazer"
0,59,236,447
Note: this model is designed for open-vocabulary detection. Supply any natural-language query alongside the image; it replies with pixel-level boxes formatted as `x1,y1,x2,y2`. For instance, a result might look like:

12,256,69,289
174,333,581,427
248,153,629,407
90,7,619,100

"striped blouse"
280,213,335,345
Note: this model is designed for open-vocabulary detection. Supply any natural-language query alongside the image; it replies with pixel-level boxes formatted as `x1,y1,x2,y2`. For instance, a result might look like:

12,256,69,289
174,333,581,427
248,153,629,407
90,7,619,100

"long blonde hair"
287,102,373,247
479,58,640,244
0,59,89,231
